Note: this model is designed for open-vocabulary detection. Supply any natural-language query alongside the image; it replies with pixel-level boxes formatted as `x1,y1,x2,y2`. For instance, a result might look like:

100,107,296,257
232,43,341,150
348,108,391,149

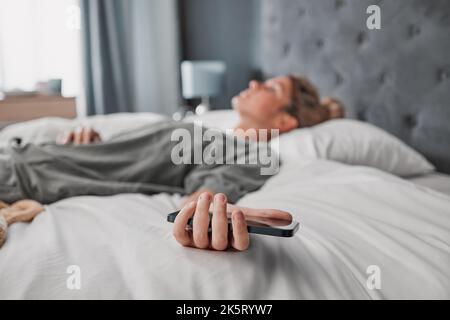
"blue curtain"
80,0,134,115
81,0,181,116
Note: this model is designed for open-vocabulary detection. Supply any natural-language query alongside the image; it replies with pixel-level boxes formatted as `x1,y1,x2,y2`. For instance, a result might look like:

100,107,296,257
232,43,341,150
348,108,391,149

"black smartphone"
167,211,299,237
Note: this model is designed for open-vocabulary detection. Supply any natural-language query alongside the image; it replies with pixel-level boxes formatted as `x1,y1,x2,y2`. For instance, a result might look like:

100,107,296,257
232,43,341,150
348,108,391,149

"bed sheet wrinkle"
243,239,290,299
296,231,357,299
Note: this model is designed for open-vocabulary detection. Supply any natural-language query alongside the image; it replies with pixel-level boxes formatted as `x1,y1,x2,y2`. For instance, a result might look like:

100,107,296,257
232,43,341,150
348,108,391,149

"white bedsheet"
0,159,449,299
408,173,450,197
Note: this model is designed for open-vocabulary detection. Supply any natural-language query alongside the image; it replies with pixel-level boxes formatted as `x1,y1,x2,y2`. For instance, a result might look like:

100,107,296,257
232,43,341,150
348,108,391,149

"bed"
1,0,450,300
0,163,449,299
0,110,449,299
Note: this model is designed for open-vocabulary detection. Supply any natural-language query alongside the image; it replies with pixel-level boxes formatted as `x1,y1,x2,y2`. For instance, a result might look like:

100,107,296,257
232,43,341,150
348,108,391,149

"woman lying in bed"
0,75,344,251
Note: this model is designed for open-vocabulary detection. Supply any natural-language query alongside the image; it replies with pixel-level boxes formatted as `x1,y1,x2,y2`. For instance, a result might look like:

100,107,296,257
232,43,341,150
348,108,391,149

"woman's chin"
232,99,244,113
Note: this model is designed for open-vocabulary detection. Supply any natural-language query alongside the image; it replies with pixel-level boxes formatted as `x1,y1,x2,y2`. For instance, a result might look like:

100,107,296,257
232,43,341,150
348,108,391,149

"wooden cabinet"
0,95,77,129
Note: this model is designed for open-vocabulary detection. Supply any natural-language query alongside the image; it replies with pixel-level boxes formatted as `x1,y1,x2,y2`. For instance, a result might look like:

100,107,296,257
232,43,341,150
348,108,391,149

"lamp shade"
181,61,226,99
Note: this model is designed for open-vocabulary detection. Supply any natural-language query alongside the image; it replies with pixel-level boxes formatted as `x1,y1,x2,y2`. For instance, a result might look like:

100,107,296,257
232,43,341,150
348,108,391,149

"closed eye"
264,82,278,93
266,83,284,98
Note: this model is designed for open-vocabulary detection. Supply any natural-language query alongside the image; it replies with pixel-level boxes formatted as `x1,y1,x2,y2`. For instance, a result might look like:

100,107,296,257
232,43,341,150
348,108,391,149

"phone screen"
234,213,293,228
167,211,299,237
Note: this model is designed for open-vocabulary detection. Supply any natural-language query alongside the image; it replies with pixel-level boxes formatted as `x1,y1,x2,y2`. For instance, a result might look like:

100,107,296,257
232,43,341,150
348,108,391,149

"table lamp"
181,60,226,115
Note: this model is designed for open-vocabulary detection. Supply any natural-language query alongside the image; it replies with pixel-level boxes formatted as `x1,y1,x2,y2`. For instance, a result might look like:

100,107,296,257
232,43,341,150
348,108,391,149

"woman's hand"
173,192,249,251
58,127,102,145
173,192,293,252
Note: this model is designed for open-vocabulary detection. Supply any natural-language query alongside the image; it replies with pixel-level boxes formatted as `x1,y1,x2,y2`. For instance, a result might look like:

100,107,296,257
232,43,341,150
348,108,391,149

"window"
0,0,82,97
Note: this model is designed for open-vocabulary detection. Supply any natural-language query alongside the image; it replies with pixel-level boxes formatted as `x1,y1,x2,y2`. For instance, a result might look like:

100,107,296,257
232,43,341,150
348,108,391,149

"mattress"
0,159,449,299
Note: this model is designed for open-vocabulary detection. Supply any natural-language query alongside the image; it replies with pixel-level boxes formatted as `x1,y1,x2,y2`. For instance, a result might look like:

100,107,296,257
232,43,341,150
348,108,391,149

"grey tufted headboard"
261,0,450,174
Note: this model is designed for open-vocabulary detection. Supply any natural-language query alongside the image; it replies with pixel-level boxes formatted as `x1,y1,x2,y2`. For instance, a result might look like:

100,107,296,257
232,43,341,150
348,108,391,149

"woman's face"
232,76,299,132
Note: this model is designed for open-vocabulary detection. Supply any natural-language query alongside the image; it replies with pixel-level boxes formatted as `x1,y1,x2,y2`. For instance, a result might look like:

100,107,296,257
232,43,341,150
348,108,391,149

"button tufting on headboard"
316,39,325,49
356,32,368,46
408,24,421,38
379,72,393,85
335,0,346,10
335,73,343,86
282,43,291,57
379,72,387,85
357,110,367,121
438,68,450,82
261,0,450,173
404,114,418,129
298,7,306,17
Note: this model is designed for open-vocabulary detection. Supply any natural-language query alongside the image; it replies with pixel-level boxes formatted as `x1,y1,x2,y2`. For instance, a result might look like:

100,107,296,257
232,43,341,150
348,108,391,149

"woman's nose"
249,80,261,90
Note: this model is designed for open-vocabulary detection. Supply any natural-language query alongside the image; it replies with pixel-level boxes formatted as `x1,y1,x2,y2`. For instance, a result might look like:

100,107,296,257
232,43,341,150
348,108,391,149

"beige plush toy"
0,200,45,248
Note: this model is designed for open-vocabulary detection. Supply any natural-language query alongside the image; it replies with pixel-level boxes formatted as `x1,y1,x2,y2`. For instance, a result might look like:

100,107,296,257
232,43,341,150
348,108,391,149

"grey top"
3,121,271,204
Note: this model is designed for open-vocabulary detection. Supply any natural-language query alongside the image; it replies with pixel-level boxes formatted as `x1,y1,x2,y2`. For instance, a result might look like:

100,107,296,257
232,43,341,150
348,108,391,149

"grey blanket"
0,121,270,204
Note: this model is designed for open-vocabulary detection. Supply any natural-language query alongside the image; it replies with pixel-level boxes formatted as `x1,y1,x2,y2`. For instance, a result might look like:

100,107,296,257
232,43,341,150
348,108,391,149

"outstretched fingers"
230,210,250,251
173,201,197,247
192,192,213,249
211,193,229,251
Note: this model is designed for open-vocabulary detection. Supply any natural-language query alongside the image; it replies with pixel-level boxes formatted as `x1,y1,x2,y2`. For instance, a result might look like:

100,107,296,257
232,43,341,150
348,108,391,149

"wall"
178,0,262,109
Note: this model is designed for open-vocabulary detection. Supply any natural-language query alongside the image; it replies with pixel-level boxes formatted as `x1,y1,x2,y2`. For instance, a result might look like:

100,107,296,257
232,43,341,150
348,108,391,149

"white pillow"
0,113,168,146
0,111,236,147
276,119,435,177
184,110,239,131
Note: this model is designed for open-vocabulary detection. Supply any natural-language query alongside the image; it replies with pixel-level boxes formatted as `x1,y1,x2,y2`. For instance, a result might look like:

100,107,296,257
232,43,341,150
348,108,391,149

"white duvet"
0,158,449,299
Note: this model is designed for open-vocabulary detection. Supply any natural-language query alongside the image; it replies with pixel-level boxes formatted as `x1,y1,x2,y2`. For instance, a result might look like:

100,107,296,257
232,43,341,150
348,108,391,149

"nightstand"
0,95,77,130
